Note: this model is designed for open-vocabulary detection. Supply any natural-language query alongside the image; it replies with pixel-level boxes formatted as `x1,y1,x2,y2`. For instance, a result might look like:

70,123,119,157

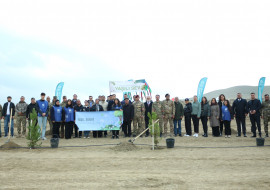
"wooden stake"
8,108,13,141
152,119,154,150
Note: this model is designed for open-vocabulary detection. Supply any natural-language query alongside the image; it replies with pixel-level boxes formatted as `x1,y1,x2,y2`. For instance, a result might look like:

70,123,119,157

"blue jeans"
4,115,14,137
173,119,182,135
38,116,47,138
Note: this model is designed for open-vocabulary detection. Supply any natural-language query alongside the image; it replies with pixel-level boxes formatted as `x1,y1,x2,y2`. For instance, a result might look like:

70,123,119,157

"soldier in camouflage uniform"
162,94,175,137
261,94,270,137
152,95,163,137
0,103,2,137
132,95,145,137
15,96,28,137
60,96,67,138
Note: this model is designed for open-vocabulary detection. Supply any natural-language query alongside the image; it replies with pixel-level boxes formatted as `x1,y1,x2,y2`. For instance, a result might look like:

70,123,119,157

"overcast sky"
0,0,270,104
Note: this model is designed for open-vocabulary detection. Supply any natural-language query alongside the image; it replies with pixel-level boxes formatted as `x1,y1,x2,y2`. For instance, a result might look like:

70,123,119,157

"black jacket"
90,104,104,112
108,100,114,111
232,99,248,118
123,103,134,121
82,106,91,112
247,99,261,116
144,101,153,119
26,103,37,119
2,102,15,117
184,103,192,117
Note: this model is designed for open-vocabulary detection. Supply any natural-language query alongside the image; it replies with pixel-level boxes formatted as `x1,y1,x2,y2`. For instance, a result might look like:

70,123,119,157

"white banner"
109,80,146,93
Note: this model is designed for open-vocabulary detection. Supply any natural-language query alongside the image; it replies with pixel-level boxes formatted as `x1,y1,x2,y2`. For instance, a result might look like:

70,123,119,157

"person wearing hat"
50,99,63,138
36,92,49,140
132,95,145,137
152,95,163,137
2,96,15,137
261,94,270,137
162,94,175,137
15,96,28,138
184,98,192,136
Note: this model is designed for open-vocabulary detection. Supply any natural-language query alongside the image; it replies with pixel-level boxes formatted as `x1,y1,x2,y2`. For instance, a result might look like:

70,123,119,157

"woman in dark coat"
200,97,210,137
210,98,220,137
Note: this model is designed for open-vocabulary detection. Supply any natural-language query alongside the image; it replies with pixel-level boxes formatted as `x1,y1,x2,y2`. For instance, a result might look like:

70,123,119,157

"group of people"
0,91,269,140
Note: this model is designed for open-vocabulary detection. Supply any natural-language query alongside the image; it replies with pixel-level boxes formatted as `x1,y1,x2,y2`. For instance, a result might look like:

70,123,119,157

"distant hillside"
203,85,270,101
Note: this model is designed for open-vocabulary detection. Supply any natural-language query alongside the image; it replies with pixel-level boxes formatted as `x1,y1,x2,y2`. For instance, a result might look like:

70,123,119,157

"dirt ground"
0,120,270,190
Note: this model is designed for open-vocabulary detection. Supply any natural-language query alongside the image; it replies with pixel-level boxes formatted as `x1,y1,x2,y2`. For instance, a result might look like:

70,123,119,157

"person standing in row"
46,96,53,136
218,94,226,136
36,93,49,140
82,100,91,138
111,98,122,139
0,103,2,137
184,98,192,137
91,99,104,138
144,96,153,137
191,95,201,138
162,94,175,137
222,100,233,138
15,96,28,138
174,97,183,137
72,94,78,107
247,92,262,138
261,94,270,137
152,95,163,137
108,94,116,111
26,98,37,126
2,96,15,138
63,99,75,139
50,100,63,138
88,96,95,108
132,95,145,137
210,98,220,137
100,95,108,137
122,98,134,137
74,100,84,138
60,96,67,138
200,97,210,137
232,93,248,137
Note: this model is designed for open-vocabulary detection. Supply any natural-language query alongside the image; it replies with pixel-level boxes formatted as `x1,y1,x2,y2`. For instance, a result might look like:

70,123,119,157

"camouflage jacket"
162,100,175,115
152,101,163,115
133,101,145,117
60,101,67,108
15,101,28,116
261,100,270,116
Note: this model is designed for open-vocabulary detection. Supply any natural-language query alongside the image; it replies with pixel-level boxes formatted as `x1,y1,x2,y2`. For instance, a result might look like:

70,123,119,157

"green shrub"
26,108,42,149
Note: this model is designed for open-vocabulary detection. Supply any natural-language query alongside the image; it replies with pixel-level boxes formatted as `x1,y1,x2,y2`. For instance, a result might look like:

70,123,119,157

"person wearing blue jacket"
50,100,63,138
63,99,75,139
221,100,234,138
36,92,49,140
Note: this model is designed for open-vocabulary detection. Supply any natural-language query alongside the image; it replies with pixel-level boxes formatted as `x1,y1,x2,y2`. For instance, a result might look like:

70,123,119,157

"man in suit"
91,99,104,138
232,93,248,137
144,96,153,137
247,92,262,137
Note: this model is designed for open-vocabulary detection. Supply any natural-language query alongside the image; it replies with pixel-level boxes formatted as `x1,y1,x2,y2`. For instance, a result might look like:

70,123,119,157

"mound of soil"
0,141,21,149
112,142,138,152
